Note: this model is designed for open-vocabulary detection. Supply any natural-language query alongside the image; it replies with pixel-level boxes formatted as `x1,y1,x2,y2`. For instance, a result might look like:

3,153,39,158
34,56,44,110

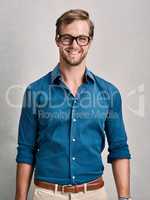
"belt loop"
83,183,87,193
54,184,58,194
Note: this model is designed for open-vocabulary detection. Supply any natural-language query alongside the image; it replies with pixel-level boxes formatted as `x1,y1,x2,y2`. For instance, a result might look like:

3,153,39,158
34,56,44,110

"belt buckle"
61,184,73,193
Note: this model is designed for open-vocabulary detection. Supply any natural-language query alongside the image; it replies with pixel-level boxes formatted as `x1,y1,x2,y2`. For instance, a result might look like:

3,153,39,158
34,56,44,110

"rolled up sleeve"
104,85,131,163
16,85,38,166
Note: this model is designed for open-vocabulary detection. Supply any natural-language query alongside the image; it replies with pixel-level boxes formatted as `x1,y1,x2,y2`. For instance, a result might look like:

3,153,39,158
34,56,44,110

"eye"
78,36,88,42
61,35,72,42
79,36,87,41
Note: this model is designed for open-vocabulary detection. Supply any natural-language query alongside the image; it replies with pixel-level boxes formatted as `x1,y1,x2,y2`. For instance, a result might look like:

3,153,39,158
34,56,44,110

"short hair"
55,9,94,39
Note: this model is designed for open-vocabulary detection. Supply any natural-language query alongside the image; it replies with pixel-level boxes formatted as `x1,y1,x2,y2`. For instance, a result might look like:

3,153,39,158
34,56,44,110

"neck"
59,59,86,85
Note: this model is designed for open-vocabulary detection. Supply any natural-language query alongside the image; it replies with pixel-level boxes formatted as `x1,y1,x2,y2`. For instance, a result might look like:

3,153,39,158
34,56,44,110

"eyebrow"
58,34,90,37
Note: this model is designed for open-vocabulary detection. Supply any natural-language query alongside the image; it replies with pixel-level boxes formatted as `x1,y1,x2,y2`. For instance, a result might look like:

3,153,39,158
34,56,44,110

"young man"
15,9,132,200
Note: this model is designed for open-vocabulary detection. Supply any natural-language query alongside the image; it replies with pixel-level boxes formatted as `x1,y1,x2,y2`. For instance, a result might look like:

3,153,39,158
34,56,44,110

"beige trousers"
32,184,108,200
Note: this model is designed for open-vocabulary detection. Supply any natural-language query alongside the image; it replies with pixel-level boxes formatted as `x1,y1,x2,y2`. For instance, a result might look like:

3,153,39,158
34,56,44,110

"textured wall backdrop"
0,0,149,199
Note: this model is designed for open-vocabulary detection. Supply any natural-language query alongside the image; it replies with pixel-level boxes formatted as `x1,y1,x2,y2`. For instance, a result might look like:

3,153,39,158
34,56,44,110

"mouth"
66,49,81,56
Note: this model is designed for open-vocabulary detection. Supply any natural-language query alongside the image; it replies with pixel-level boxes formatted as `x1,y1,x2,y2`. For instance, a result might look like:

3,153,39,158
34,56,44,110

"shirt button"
72,138,76,142
73,118,76,122
72,176,75,179
74,98,78,103
72,157,76,160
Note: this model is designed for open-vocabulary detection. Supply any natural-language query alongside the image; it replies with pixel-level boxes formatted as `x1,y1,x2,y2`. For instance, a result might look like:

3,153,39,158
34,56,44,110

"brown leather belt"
34,177,104,193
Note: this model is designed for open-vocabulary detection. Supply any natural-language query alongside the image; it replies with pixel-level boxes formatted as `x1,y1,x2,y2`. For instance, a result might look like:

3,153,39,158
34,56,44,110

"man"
15,9,132,200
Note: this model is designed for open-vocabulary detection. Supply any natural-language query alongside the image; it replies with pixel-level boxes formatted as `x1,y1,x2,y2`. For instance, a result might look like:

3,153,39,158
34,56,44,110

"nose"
71,38,79,48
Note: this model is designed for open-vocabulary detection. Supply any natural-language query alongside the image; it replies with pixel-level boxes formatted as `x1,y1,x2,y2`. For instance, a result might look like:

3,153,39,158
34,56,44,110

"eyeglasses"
57,34,91,46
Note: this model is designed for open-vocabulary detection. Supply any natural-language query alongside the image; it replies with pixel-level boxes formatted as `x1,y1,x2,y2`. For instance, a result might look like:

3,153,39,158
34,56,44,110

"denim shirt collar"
51,63,95,84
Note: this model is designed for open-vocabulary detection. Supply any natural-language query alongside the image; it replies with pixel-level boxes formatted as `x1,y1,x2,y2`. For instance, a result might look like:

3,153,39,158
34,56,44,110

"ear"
55,39,59,47
55,35,60,47
88,39,92,48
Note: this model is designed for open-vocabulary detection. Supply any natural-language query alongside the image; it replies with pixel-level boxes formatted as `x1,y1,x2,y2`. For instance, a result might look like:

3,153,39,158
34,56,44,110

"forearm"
15,163,34,200
112,159,131,198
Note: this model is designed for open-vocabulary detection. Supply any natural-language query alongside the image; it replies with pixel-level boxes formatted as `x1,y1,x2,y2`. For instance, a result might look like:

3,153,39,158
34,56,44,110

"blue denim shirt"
16,63,131,185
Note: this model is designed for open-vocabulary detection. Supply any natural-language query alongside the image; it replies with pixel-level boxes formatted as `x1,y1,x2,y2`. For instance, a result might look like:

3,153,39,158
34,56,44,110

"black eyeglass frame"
57,34,92,46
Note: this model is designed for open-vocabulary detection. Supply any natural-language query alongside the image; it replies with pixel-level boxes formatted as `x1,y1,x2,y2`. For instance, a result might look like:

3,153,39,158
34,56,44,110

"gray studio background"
0,0,149,199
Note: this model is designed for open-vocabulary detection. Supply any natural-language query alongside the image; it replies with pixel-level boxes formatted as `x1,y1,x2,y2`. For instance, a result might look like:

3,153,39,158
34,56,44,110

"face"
56,20,92,66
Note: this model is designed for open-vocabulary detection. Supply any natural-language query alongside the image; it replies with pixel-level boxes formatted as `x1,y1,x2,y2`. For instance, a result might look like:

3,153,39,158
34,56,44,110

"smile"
66,50,81,55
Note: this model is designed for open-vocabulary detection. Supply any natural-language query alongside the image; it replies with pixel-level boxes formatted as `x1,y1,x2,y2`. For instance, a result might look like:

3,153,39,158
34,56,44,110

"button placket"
70,97,79,184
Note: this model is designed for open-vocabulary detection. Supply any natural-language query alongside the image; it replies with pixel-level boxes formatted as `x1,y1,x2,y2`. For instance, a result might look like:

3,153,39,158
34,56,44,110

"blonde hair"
55,9,94,39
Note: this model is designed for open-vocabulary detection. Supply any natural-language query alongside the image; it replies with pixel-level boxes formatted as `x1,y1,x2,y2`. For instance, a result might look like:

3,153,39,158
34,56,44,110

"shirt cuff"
107,146,131,163
16,144,36,165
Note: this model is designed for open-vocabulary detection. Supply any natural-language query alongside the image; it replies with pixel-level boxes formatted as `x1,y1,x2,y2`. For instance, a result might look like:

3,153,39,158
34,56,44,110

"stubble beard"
61,49,88,66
